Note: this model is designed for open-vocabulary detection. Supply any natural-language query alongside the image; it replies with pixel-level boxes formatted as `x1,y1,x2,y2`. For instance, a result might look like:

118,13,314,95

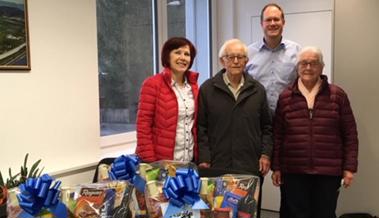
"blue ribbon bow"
17,174,67,218
162,168,202,208
109,154,145,192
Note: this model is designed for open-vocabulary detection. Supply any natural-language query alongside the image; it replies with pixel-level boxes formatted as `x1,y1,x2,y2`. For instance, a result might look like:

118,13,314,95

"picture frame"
0,0,31,70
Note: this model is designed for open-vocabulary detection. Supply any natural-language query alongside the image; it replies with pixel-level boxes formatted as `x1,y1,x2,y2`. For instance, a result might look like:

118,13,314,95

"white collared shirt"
223,72,245,100
171,79,195,161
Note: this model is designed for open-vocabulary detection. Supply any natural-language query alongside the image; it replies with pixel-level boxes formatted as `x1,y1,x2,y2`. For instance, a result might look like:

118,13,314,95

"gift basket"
7,174,67,218
96,155,147,218
60,180,132,218
142,160,204,218
199,174,260,218
93,155,260,218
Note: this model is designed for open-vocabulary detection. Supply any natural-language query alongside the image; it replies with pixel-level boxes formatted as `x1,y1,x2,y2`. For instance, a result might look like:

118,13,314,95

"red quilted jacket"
136,68,199,162
272,75,358,176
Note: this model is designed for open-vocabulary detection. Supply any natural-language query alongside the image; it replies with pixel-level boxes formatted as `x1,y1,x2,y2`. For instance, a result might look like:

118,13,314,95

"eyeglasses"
223,55,247,62
298,60,321,68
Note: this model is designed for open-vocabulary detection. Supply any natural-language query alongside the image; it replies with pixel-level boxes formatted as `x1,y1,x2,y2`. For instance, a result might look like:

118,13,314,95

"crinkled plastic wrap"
6,187,56,218
144,180,166,218
6,187,24,218
139,161,198,183
96,162,149,218
143,173,260,218
97,160,198,218
97,160,259,218
127,160,198,218
60,180,132,218
142,161,199,218
199,174,260,218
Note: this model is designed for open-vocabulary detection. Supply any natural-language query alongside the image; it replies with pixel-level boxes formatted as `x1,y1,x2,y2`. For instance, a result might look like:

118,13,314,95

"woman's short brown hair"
161,37,197,69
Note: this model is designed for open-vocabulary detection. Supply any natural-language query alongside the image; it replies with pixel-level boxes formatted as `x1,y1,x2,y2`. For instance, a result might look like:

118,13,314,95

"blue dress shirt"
246,39,301,112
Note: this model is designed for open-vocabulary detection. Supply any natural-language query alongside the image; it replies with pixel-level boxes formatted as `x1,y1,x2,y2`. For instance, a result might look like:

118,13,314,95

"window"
97,0,154,136
164,0,212,84
97,0,212,140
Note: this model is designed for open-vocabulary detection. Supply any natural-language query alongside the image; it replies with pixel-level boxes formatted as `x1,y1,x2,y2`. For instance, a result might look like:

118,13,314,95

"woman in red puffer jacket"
136,37,199,163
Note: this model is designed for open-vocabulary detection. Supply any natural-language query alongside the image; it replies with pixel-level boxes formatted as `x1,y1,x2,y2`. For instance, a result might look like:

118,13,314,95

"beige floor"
261,209,280,218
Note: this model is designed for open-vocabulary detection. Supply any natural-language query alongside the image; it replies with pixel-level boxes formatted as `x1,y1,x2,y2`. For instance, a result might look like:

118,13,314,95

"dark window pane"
167,0,186,38
97,0,153,136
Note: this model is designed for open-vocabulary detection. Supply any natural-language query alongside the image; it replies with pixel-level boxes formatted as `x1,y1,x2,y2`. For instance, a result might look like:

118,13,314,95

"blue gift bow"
109,154,146,192
162,168,205,208
17,174,67,218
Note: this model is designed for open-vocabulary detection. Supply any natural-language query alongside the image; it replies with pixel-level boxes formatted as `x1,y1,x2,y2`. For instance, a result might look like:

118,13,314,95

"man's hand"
198,162,210,168
343,170,354,188
271,170,282,187
259,155,271,176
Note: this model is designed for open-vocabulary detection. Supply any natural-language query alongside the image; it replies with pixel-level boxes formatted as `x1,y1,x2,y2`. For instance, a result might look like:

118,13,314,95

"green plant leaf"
28,159,42,178
1,153,44,189
20,165,25,177
0,171,4,187
23,153,29,170
37,167,44,177
6,172,20,189
20,167,26,184
8,168,13,179
32,168,39,178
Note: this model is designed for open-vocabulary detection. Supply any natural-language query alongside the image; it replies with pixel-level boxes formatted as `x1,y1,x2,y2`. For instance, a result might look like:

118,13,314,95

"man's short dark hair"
260,3,285,22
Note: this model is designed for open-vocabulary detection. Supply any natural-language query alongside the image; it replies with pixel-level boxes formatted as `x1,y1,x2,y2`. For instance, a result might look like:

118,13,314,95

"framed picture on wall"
0,0,30,70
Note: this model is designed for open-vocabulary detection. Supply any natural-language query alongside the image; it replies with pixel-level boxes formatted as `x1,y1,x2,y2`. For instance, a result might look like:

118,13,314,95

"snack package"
60,180,132,218
199,174,260,218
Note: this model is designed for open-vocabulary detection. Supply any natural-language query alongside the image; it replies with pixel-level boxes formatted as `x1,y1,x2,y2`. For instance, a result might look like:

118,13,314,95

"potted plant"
0,153,43,218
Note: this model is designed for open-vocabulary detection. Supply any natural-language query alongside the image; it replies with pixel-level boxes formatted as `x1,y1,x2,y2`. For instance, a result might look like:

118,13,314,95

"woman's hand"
343,170,354,188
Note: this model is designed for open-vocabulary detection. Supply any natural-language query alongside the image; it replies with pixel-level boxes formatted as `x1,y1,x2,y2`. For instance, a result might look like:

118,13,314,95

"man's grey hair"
218,39,248,58
297,46,325,66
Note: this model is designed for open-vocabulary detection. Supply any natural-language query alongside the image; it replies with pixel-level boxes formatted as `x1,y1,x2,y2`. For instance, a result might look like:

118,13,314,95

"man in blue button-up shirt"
246,3,301,114
245,3,300,218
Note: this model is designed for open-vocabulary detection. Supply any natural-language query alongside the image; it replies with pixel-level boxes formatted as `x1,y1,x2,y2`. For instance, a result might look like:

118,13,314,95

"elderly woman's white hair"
218,39,248,58
297,46,325,66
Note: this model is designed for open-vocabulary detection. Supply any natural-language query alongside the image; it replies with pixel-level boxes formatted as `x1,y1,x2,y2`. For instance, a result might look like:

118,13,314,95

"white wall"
2,1,378,215
334,0,379,215
0,0,100,178
215,0,334,211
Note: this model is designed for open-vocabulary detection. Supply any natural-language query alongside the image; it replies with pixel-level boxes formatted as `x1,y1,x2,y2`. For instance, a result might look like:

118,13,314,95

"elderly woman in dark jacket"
271,46,358,218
